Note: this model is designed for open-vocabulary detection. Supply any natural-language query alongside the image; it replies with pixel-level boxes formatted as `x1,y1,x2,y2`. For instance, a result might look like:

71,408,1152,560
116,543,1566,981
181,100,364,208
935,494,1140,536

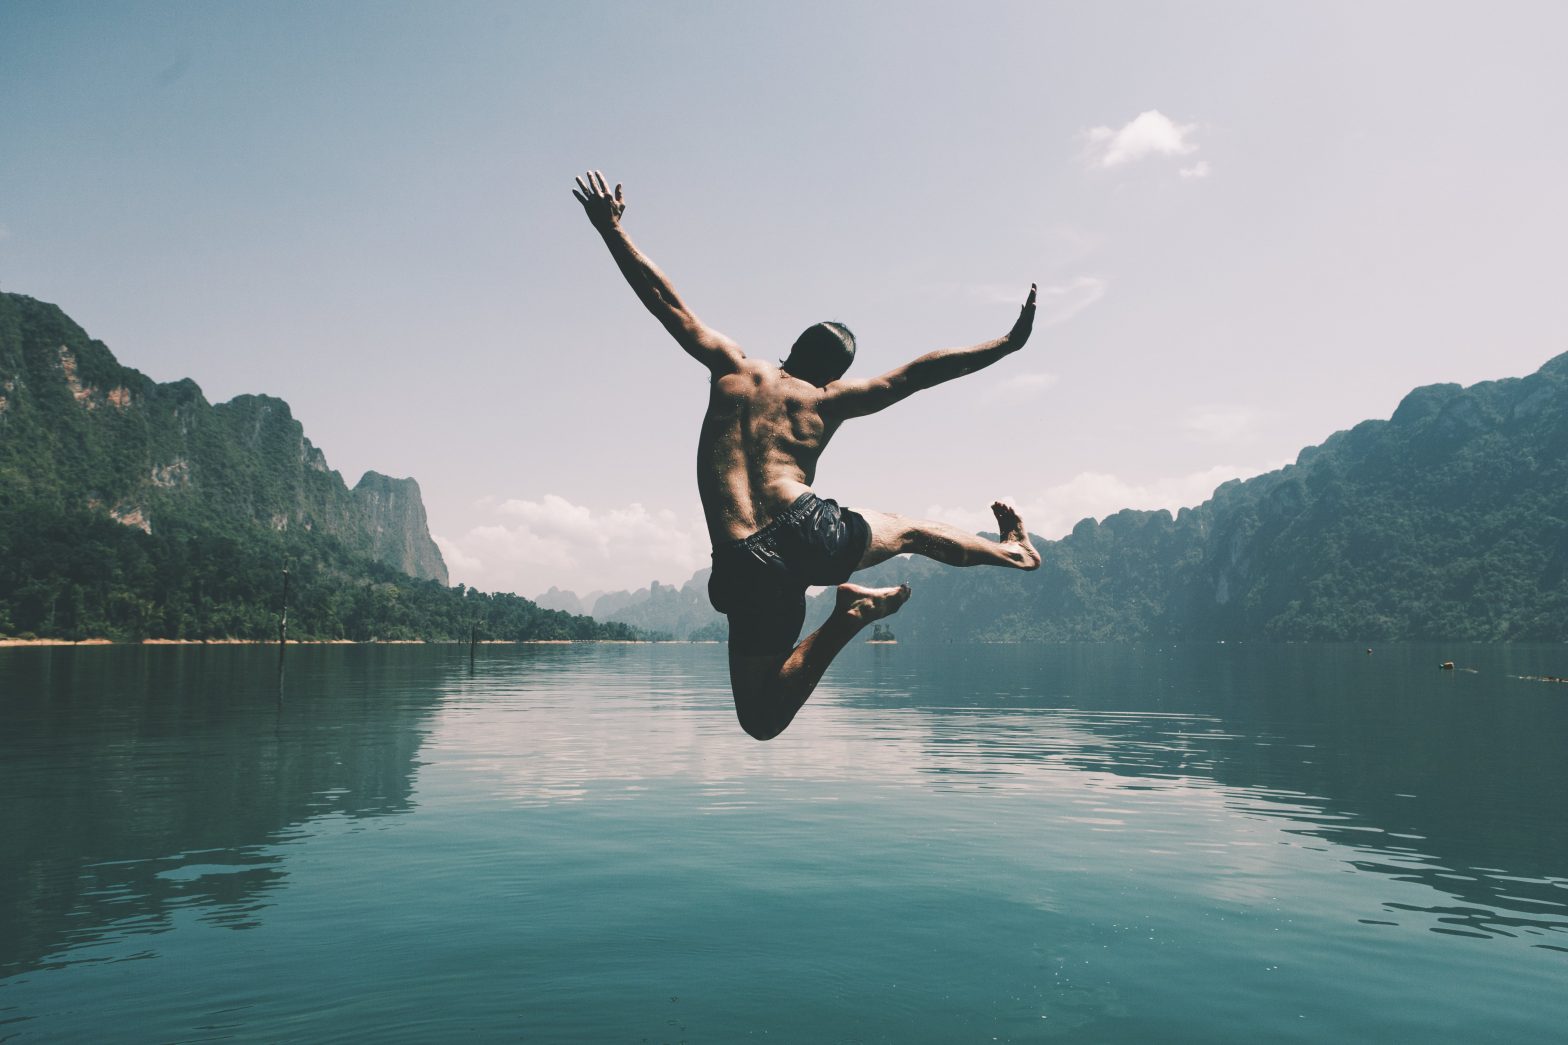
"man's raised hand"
572,170,625,231
1008,283,1038,349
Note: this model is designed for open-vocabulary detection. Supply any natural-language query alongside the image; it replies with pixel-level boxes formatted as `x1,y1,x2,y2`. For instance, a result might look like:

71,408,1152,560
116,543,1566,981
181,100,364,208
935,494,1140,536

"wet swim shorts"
707,493,872,656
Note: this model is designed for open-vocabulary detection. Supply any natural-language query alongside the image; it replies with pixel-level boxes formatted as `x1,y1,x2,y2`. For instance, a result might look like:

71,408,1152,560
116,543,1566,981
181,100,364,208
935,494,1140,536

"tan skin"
574,170,1040,740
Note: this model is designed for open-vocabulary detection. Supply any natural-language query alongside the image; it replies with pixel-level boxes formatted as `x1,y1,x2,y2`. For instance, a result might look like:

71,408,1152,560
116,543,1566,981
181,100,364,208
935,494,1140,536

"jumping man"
573,170,1041,740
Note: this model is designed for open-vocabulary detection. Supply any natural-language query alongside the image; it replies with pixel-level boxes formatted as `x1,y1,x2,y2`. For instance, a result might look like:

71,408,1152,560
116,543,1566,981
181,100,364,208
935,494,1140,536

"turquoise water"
2,642,1566,1042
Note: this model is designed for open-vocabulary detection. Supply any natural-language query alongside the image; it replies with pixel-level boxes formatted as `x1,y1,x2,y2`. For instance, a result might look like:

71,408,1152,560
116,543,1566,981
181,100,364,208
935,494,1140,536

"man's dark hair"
781,321,856,386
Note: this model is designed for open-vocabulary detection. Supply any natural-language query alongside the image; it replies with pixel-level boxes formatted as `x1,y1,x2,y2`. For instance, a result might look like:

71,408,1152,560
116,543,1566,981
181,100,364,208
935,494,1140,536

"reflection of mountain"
0,647,446,975
832,643,1568,945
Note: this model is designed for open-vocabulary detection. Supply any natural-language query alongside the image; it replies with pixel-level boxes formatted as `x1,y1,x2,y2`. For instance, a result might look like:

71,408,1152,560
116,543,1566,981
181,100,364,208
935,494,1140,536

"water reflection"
855,643,1568,952
3,640,1566,991
0,646,451,975
425,642,1568,953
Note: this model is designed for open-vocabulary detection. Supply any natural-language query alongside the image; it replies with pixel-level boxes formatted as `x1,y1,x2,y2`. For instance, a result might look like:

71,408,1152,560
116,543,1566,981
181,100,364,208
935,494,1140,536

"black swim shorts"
707,493,872,656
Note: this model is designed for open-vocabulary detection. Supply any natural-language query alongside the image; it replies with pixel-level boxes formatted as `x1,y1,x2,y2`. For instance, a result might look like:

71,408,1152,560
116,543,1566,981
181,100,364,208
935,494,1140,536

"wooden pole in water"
470,619,478,668
278,568,290,647
277,566,290,703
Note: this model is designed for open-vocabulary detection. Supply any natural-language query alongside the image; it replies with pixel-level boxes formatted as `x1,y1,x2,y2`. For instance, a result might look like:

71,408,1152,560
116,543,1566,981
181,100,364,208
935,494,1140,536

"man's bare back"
699,360,839,544
575,169,1041,740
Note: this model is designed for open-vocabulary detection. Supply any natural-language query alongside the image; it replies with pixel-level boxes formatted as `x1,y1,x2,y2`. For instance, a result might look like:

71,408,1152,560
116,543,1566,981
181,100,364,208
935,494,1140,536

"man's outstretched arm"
821,284,1036,419
572,170,744,374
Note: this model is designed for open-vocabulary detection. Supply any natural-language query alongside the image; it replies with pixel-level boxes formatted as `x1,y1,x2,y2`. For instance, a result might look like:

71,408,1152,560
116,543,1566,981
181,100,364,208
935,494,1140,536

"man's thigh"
850,508,909,570
723,595,806,658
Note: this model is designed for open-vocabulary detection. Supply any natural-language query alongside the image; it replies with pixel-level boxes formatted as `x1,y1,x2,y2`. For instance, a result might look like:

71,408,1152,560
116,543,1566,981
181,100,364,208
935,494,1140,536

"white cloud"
922,463,1277,541
1083,110,1201,170
431,534,484,576
969,276,1108,327
1182,405,1261,442
1179,160,1211,179
437,494,707,597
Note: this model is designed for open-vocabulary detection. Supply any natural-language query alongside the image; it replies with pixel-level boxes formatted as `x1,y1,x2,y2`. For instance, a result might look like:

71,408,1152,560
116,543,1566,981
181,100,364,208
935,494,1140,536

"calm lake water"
2,642,1566,1043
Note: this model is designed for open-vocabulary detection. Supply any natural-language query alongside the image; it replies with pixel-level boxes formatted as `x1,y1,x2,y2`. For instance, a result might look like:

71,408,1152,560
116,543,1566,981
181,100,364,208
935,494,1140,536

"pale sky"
4,1,1566,596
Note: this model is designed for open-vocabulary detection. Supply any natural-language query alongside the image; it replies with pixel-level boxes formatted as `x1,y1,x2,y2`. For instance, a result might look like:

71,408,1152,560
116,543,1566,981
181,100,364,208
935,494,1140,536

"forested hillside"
563,352,1568,642
0,292,633,642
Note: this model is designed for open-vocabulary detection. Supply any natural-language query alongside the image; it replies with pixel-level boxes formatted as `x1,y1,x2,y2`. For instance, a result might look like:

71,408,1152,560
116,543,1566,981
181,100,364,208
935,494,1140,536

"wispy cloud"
436,494,707,596
968,276,1108,327
1182,405,1261,442
1037,277,1108,326
1082,110,1205,174
984,371,1060,403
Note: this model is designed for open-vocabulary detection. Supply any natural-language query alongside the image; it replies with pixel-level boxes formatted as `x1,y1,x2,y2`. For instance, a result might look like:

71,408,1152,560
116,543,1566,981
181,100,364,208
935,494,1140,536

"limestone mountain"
0,291,446,583
0,291,633,642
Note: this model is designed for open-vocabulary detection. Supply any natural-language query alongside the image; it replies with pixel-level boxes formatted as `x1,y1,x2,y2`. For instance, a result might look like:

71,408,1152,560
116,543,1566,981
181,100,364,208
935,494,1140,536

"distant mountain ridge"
534,573,727,640
553,352,1568,642
0,292,446,582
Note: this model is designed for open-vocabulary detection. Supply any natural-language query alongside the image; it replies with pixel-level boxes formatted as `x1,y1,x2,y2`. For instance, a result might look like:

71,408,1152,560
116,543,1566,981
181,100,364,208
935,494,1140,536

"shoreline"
0,637,660,648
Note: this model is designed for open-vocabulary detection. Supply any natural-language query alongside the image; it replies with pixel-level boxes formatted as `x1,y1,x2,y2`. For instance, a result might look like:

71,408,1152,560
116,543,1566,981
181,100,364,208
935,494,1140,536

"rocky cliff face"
0,292,447,583
352,472,448,585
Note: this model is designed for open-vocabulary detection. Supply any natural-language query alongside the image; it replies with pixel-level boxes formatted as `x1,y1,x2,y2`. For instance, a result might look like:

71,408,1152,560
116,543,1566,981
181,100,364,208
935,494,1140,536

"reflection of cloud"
1082,110,1202,171
435,663,1227,807
923,463,1277,539
969,277,1108,327
1182,406,1261,442
437,494,707,595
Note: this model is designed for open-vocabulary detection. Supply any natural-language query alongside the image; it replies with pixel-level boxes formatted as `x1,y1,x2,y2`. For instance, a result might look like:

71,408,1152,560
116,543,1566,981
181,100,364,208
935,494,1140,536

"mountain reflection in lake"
2,643,1565,1042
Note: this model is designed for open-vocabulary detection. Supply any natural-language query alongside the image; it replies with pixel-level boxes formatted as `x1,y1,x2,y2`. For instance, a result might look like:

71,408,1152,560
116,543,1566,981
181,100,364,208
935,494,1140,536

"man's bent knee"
731,676,786,741
741,718,783,742
735,704,783,741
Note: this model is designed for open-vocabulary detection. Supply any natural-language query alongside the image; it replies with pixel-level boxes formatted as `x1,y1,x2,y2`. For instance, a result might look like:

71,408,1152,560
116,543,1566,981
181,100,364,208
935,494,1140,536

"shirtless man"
573,170,1041,740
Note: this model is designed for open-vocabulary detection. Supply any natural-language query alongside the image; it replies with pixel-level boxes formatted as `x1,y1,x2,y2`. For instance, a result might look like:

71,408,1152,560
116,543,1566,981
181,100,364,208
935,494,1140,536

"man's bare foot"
991,501,1042,570
835,582,912,624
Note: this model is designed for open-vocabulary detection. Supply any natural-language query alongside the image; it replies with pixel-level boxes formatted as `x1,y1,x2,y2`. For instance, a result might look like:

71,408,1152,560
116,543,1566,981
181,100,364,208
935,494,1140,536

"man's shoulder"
714,357,778,387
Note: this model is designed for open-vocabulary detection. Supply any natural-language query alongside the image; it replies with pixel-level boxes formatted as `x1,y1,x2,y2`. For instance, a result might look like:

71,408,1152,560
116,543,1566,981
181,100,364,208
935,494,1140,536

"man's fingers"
575,176,591,197
614,183,623,202
1024,283,1037,309
592,170,609,194
572,189,588,205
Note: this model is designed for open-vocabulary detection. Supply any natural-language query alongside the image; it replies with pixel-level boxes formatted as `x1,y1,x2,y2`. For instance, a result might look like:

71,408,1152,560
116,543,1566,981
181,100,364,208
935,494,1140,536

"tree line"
0,502,637,643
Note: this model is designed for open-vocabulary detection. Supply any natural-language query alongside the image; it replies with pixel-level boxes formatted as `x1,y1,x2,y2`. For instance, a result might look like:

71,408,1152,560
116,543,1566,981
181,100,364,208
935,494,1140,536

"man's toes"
991,500,1024,537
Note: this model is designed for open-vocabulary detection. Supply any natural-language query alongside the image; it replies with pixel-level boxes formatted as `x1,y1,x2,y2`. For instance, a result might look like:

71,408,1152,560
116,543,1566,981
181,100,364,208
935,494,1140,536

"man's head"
781,322,856,386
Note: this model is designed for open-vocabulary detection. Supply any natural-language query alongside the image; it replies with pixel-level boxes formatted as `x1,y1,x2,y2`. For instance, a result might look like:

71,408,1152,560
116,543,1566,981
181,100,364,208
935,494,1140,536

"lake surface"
2,642,1566,1042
